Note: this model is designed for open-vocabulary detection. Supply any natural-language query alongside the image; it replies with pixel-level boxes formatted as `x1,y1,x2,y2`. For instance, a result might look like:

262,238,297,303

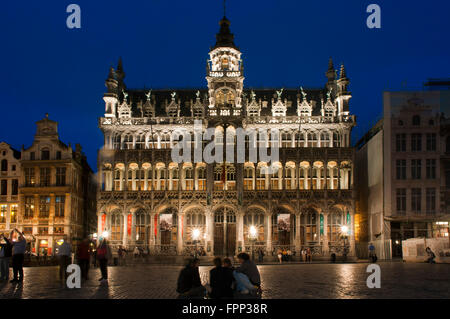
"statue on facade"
123,90,128,101
145,90,152,101
300,87,307,100
171,92,177,100
276,88,284,100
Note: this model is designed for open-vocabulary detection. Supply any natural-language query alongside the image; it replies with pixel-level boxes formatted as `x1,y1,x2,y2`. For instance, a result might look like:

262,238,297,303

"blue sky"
1,0,449,170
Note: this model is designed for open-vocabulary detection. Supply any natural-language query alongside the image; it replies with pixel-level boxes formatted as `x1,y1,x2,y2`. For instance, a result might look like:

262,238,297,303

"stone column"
295,213,301,255
237,211,244,253
177,213,183,255
266,213,272,254
322,212,329,256
350,212,356,256
205,210,214,256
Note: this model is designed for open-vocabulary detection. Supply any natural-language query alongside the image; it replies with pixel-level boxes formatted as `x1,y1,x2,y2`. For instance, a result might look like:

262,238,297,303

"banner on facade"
154,214,158,237
277,214,290,231
127,214,132,236
320,214,324,235
101,214,106,231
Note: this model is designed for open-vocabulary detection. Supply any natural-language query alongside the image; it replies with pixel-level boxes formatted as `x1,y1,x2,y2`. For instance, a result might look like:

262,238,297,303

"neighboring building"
18,114,96,255
0,142,21,232
97,16,357,259
356,81,450,259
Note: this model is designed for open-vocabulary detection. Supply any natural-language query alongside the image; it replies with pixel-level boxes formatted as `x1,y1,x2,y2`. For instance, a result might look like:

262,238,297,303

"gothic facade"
97,16,357,259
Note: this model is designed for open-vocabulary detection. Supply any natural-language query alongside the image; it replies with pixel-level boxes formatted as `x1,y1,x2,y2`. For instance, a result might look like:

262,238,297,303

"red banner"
154,214,158,237
101,214,106,232
127,214,132,236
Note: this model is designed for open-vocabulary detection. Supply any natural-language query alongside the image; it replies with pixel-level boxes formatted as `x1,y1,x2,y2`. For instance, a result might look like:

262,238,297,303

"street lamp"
249,225,258,261
192,228,201,258
340,225,349,261
102,231,109,239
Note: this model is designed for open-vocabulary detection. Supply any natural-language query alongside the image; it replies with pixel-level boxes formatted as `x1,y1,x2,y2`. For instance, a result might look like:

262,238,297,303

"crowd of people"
176,252,262,299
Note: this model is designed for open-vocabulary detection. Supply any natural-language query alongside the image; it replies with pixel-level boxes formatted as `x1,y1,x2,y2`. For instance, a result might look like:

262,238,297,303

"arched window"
327,210,343,242
113,134,121,149
196,165,206,190
244,209,265,242
123,134,133,149
243,166,254,190
412,115,421,126
184,166,194,190
135,210,149,243
302,210,318,242
135,134,145,150
1,159,7,172
186,209,206,243
307,133,317,147
110,212,123,241
160,209,178,245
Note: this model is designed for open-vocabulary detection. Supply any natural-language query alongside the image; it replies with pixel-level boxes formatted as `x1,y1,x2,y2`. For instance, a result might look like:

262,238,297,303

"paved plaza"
0,262,448,299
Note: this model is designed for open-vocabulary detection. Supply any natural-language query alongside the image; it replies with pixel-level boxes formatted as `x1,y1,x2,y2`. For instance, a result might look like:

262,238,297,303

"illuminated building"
97,16,357,259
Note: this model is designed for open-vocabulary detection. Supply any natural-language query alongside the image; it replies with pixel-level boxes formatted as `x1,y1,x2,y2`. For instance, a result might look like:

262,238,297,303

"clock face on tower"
215,88,235,108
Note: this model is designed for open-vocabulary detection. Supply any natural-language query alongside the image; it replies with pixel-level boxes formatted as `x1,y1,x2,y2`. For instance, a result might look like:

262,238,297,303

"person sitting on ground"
234,253,261,295
209,257,234,299
176,258,206,299
425,247,436,264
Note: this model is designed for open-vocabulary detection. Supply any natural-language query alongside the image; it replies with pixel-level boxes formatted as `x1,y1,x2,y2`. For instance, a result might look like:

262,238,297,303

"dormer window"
41,149,50,160
412,115,421,126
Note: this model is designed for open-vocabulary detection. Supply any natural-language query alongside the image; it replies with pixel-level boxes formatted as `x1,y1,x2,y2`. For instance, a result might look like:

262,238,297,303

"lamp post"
249,226,257,261
192,228,201,258
340,225,349,262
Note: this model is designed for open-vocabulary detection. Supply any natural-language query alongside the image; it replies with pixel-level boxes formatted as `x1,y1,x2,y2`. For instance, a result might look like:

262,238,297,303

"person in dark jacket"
176,258,205,299
234,253,261,295
426,247,436,264
77,238,91,280
0,234,13,282
209,257,234,299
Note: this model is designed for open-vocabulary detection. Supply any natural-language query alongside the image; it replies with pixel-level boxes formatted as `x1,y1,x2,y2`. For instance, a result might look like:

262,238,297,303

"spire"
116,57,125,82
326,57,335,81
340,63,347,80
214,16,237,49
107,66,115,80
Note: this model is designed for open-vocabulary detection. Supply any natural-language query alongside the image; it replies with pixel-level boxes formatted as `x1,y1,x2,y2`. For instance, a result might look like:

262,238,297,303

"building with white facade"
97,16,357,259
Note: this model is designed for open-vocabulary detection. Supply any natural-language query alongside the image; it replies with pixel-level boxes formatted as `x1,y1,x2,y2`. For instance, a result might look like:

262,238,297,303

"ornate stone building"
97,16,356,259
18,115,97,255
0,142,21,232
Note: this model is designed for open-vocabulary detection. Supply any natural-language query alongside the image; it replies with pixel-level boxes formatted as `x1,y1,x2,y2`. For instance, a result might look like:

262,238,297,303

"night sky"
1,0,449,171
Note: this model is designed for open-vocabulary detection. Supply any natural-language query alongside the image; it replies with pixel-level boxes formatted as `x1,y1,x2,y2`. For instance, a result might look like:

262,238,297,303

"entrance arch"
213,207,236,256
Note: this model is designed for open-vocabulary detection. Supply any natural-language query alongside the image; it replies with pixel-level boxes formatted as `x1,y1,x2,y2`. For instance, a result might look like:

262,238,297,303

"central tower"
206,16,244,117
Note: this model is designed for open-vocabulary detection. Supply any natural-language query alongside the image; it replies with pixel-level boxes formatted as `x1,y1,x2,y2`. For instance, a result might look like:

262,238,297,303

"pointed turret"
105,67,118,94
326,58,336,81
214,16,237,49
339,63,347,80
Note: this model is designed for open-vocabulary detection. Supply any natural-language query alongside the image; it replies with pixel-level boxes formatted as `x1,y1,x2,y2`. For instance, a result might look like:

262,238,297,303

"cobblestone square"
0,262,448,299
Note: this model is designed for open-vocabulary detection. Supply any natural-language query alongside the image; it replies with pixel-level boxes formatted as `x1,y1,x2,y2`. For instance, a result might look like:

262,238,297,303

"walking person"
301,249,306,262
176,258,206,299
209,257,234,299
287,249,292,262
117,245,126,266
97,238,112,283
56,237,72,283
77,238,91,280
0,234,13,282
257,249,264,263
277,250,282,264
134,246,140,259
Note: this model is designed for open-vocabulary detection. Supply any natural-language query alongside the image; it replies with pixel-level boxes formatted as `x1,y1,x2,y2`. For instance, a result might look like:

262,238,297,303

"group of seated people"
176,252,261,299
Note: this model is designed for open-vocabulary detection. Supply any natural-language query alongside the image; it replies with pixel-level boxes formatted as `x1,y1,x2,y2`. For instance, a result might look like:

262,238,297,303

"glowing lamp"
102,231,109,238
249,226,258,239
341,225,349,235
192,228,201,241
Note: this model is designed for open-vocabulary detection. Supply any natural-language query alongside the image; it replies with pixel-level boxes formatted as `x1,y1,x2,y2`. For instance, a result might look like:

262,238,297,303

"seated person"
209,257,234,299
233,253,261,295
176,258,206,298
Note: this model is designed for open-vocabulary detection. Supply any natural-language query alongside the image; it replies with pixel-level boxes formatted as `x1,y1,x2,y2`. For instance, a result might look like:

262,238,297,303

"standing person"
96,238,112,283
277,250,282,264
287,249,292,262
117,246,125,266
234,253,261,296
133,246,140,259
257,249,264,263
0,234,13,282
176,258,206,299
301,249,306,262
425,247,436,264
368,243,376,263
77,238,91,280
306,247,312,262
10,229,26,284
56,237,72,282
209,257,233,299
